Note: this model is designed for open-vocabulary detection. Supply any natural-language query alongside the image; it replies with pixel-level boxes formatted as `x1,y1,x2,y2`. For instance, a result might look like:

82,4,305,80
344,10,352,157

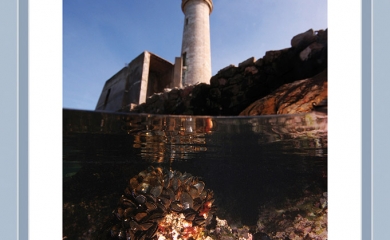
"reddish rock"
239,69,327,116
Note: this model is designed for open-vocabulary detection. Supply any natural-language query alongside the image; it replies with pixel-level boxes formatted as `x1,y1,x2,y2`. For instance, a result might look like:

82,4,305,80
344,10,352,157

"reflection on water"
129,117,211,162
63,109,327,239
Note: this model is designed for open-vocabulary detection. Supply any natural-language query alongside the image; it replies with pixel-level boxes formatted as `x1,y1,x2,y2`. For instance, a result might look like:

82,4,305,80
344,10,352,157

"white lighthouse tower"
180,0,213,86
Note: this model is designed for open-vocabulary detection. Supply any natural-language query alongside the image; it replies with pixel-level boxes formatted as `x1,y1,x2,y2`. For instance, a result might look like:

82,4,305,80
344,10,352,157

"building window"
186,18,189,25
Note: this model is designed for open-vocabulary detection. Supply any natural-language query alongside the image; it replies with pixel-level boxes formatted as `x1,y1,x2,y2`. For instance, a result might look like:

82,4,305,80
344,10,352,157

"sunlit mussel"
180,192,193,210
170,201,183,212
188,181,205,199
183,208,197,222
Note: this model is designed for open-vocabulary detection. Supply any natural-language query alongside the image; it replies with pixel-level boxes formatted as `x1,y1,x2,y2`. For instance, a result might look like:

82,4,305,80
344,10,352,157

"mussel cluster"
109,167,215,239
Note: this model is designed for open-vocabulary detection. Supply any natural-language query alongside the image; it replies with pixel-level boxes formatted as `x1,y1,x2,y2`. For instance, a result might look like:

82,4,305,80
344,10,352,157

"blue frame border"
372,0,390,239
362,0,371,239
0,0,28,239
19,0,28,239
1,0,386,239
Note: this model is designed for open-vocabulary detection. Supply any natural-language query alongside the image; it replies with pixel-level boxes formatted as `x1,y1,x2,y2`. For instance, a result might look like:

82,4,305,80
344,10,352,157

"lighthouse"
180,0,213,86
96,1,215,111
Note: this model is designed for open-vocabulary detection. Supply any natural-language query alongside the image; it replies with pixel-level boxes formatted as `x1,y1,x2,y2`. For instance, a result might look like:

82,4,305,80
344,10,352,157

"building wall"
95,68,128,111
95,52,175,112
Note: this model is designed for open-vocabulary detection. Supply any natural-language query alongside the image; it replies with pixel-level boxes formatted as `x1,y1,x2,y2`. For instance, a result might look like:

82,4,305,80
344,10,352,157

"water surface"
63,109,327,239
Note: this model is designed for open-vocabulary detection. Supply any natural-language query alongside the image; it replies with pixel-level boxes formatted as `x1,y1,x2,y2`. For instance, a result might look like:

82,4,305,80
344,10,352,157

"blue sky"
63,0,327,110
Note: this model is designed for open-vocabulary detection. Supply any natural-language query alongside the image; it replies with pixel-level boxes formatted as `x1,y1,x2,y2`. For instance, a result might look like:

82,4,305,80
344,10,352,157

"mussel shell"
129,220,141,231
110,225,119,237
129,177,139,190
205,211,215,226
121,197,137,208
193,215,206,226
146,194,157,203
183,208,197,221
115,207,124,219
134,212,148,222
158,196,171,209
146,222,158,239
135,194,147,205
136,182,150,194
199,189,208,200
136,231,147,240
206,190,214,201
170,201,183,212
192,198,203,211
122,218,131,228
147,212,164,221
156,202,167,212
167,170,174,180
154,167,163,177
144,201,157,212
171,177,181,191
143,175,161,186
162,174,170,188
186,176,196,186
139,222,154,231
138,170,148,178
124,187,133,197
150,185,163,197
173,171,182,179
180,172,192,182
193,181,205,194
163,188,175,201
128,229,136,240
117,229,126,239
180,192,193,210
189,186,200,199
123,207,135,218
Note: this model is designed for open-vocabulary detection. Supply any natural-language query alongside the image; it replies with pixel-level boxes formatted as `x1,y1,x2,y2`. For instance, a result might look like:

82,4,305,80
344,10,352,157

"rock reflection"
123,116,214,163
248,111,327,157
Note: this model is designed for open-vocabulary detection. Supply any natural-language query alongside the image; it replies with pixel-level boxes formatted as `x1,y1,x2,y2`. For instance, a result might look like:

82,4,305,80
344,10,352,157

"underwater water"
63,109,327,239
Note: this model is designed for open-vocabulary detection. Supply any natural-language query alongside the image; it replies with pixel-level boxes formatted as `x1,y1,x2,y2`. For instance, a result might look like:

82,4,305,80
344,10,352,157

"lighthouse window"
182,52,187,67
186,18,189,25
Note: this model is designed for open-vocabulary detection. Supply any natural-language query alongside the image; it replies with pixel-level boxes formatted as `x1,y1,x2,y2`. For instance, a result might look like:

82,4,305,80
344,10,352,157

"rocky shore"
131,29,327,116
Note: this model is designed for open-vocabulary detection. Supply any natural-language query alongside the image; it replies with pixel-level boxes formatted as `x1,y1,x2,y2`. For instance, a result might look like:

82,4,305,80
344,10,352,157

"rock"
299,42,324,61
263,50,282,64
131,28,327,116
238,57,256,68
239,69,327,116
291,29,316,48
254,58,264,67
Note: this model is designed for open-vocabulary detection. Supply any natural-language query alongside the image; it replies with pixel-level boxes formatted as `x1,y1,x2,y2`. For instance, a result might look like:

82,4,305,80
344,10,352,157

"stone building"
95,51,179,112
96,0,213,112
